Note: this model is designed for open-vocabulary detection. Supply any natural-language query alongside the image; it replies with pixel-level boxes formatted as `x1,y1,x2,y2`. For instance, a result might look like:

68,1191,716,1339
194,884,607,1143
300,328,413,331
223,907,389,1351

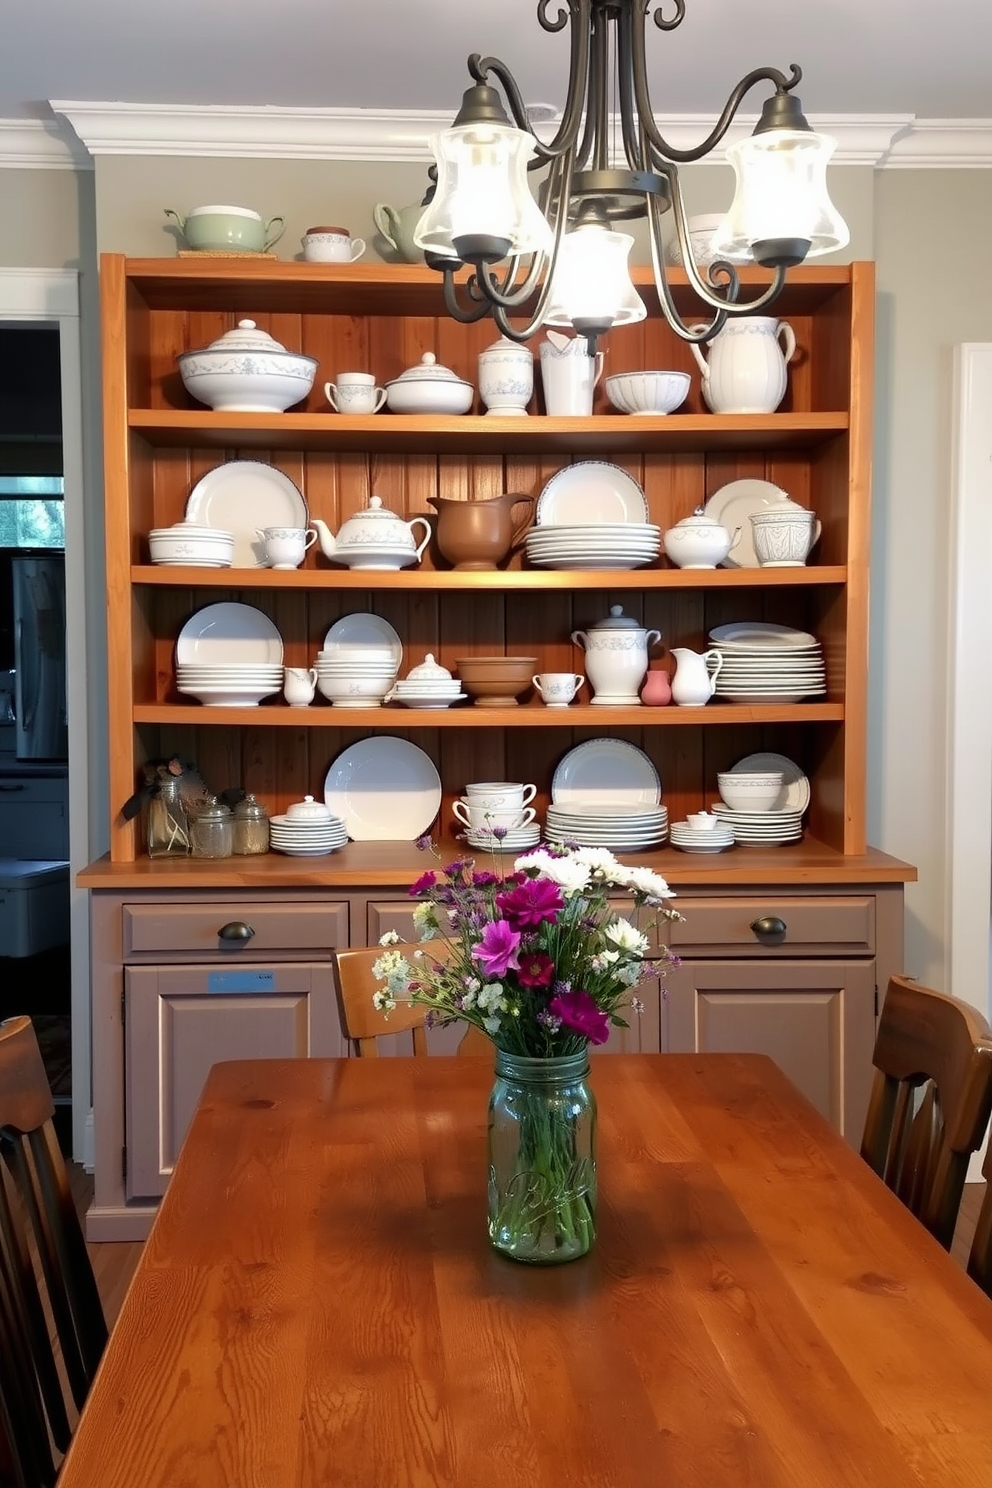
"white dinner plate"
185,462,308,568
551,739,661,805
537,462,649,526
324,737,441,841
726,752,811,813
322,612,403,667
702,479,794,568
710,622,820,649
175,602,284,666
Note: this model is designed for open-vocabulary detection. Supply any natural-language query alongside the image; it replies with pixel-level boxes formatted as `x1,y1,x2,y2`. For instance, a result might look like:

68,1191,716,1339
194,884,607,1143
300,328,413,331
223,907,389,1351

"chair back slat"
334,945,488,1058
967,1142,992,1296
861,976,992,1249
0,1016,107,1485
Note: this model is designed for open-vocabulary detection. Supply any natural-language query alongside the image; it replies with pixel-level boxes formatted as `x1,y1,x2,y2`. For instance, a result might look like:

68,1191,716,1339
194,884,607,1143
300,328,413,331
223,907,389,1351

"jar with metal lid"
232,793,270,855
190,796,233,859
146,773,191,859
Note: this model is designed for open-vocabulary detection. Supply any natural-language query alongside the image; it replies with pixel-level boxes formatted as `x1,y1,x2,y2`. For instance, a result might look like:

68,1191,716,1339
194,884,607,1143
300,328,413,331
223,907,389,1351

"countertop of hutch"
78,841,916,891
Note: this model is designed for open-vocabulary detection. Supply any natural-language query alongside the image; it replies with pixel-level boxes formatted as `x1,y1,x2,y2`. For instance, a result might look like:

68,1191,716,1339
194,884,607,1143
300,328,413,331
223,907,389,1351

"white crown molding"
0,267,80,318
47,101,992,169
883,118,992,167
0,118,91,170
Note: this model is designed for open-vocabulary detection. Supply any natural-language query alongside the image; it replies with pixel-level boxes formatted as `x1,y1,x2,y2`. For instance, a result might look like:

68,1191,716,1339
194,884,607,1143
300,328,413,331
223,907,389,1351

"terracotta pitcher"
428,492,534,571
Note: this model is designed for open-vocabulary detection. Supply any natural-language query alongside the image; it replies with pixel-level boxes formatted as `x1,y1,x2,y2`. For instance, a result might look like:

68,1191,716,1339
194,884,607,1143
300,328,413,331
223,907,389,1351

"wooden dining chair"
965,1139,992,1296
860,975,992,1249
0,1015,107,1488
334,944,489,1057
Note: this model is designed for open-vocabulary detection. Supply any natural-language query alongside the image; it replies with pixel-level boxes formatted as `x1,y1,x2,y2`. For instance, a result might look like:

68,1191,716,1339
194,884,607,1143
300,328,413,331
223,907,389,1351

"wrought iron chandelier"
415,0,849,349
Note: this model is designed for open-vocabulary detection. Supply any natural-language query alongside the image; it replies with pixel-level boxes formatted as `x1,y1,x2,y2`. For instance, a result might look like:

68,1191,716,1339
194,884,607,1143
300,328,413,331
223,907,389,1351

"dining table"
60,1053,992,1487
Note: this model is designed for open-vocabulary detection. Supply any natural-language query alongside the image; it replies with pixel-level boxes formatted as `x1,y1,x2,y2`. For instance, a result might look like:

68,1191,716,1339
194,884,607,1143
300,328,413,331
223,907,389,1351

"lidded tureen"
177,319,317,413
384,352,474,415
312,496,431,571
662,508,739,569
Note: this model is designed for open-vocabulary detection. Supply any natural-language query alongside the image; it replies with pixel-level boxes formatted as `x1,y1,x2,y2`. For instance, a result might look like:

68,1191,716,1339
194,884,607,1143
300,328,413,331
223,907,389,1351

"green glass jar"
487,1049,597,1265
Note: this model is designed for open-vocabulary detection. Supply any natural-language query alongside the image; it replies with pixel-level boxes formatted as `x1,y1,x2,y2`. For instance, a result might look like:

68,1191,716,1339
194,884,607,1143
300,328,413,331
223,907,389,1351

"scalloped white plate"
537,462,649,526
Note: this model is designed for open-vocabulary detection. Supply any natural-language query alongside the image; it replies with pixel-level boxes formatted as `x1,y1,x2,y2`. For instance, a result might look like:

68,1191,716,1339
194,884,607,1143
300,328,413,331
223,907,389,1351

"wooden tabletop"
61,1055,992,1487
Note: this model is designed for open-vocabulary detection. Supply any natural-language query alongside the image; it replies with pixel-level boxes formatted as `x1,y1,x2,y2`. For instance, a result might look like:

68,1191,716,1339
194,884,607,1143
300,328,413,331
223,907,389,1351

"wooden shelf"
128,408,849,454
132,564,847,590
133,702,845,727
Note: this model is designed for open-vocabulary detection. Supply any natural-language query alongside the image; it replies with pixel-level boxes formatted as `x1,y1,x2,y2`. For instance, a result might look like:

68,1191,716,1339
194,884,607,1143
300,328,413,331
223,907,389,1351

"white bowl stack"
713,766,805,846
544,801,668,851
176,663,283,707
269,796,348,856
525,523,661,570
149,523,234,567
670,819,735,853
314,644,399,707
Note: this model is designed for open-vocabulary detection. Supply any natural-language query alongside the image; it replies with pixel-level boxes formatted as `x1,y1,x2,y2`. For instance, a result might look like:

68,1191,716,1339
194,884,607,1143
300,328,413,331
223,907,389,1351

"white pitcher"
689,316,796,414
670,647,723,707
539,331,604,416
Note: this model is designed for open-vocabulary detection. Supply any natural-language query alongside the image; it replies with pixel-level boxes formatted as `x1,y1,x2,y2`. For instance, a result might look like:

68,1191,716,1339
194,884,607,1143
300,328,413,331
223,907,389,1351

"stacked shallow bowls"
544,802,668,852
176,662,283,707
713,765,806,846
670,818,735,853
709,623,826,703
314,645,399,707
149,522,234,567
525,523,661,571
269,796,348,856
387,653,466,710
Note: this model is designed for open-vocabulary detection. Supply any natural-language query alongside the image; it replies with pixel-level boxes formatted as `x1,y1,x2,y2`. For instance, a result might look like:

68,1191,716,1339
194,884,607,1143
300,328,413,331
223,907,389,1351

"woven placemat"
177,249,278,259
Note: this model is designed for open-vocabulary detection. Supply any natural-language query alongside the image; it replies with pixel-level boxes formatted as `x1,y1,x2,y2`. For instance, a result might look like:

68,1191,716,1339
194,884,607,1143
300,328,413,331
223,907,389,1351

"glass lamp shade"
711,130,850,265
415,122,553,262
543,227,647,332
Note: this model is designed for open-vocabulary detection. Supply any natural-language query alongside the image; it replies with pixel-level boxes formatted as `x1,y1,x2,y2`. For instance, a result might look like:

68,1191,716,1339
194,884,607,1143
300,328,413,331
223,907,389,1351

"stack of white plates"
545,802,668,851
176,664,284,707
463,821,542,851
269,812,349,856
709,622,826,703
314,655,399,707
710,804,805,845
669,821,735,853
525,522,661,570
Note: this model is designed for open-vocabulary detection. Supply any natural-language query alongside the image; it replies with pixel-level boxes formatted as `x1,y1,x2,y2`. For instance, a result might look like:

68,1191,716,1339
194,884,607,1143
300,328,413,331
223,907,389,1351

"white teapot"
571,605,662,706
312,496,431,571
690,316,796,414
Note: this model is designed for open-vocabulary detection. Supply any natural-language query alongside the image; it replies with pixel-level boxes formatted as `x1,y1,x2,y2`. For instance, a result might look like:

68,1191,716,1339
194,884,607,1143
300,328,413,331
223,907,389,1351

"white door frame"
946,343,992,1020
0,269,91,1158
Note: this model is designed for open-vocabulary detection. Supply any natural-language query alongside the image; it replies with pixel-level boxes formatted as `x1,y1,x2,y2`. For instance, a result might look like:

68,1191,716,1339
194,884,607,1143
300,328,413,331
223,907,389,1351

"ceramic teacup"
258,525,318,569
452,800,537,832
324,373,387,415
533,672,585,707
464,781,537,812
750,510,821,567
302,226,366,263
686,811,719,832
283,666,318,707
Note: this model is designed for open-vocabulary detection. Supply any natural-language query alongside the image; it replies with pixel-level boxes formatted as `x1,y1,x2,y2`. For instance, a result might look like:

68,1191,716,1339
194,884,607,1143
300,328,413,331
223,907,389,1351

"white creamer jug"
690,316,796,414
670,647,723,707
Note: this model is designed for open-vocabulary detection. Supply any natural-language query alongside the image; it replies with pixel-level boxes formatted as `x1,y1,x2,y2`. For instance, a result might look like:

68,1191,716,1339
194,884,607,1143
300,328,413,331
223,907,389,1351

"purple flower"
415,834,434,852
497,877,564,930
517,951,555,988
409,870,437,897
471,919,522,978
549,989,610,1046
472,871,500,887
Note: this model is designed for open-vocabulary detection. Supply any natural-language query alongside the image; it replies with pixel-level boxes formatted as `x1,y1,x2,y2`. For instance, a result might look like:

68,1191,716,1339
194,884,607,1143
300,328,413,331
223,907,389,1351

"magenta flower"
517,951,555,988
472,871,500,887
549,989,610,1045
471,919,522,978
497,878,564,930
409,870,437,897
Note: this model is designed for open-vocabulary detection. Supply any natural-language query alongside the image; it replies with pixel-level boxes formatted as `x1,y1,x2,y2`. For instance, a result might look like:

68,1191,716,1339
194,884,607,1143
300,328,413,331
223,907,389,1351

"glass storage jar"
145,774,191,859
232,794,270,855
190,796,233,859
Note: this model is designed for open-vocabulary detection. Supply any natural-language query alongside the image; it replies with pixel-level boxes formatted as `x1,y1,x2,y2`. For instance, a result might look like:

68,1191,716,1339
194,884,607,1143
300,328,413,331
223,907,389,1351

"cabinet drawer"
122,900,349,957
666,896,875,956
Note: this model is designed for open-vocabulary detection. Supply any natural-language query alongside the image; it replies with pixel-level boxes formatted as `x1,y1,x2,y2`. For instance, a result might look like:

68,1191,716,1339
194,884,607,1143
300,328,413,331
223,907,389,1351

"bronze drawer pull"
218,921,255,943
750,915,787,944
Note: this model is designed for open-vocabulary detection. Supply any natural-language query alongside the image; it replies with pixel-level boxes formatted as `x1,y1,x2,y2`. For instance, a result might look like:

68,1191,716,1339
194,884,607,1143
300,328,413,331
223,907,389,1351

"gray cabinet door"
664,958,876,1142
124,961,343,1199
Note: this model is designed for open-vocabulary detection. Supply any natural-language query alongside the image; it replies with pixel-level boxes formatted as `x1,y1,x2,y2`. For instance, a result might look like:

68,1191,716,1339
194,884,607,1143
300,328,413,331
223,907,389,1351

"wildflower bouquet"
373,841,680,1263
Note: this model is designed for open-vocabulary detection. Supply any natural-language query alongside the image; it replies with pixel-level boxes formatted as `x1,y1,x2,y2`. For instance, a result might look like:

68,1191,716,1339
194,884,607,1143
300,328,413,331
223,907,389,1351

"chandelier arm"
439,269,503,325
628,3,802,164
618,2,648,170
644,190,726,344
466,155,576,340
467,1,591,164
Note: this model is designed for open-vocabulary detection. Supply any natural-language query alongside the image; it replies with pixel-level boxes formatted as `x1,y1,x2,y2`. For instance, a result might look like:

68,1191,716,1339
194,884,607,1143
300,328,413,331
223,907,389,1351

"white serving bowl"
384,353,474,416
717,771,784,812
605,371,690,416
386,689,467,709
178,320,317,414
316,673,396,706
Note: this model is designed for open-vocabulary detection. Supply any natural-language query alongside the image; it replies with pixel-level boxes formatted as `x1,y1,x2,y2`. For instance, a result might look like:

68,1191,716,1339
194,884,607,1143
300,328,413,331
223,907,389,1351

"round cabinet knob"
218,921,255,942
750,915,786,945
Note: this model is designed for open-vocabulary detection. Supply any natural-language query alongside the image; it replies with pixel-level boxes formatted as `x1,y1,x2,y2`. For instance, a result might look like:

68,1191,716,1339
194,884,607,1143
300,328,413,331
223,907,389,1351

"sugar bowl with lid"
663,508,740,569
384,353,474,415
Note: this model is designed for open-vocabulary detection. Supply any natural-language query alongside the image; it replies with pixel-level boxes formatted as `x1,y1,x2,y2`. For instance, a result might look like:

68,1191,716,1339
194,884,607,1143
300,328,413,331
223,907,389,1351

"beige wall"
56,151,987,994
0,167,86,266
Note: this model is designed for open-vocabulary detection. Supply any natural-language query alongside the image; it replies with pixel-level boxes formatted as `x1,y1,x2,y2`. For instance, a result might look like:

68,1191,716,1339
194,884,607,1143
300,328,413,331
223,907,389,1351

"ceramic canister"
571,605,662,705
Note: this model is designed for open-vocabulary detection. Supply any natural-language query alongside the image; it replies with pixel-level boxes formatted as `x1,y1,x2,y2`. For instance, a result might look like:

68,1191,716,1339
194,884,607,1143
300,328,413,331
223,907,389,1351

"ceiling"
4,0,992,125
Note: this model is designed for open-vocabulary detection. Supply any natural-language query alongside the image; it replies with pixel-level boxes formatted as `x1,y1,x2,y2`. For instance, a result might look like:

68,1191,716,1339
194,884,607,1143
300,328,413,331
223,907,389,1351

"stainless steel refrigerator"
12,553,67,760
